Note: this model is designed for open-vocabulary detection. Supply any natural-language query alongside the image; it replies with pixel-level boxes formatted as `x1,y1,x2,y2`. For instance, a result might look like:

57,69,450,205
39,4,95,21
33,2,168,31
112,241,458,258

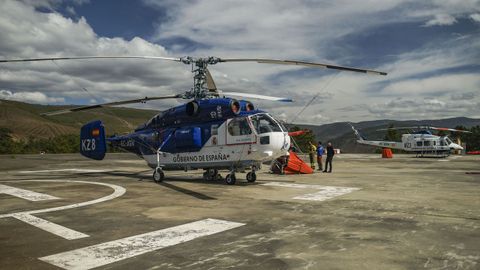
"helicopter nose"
450,143,463,150
258,132,290,160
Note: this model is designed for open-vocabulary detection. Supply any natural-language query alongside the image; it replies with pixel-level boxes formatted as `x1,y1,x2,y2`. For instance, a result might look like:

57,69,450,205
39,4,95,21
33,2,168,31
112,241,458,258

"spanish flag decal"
92,128,100,137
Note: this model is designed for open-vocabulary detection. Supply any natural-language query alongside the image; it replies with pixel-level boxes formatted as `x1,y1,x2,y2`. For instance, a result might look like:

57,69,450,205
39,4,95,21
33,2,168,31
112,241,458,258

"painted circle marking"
0,180,126,218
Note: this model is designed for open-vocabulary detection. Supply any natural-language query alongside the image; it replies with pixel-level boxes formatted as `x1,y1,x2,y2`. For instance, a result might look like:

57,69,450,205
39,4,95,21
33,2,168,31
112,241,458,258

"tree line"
0,127,124,154
0,127,79,154
452,125,480,152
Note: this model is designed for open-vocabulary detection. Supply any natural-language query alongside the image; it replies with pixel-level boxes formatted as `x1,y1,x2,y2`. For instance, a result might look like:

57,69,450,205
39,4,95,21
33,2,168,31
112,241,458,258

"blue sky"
0,0,479,124
56,0,162,40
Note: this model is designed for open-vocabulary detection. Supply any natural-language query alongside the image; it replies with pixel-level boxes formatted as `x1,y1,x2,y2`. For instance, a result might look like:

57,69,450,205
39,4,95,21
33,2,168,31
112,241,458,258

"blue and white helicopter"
1,56,386,184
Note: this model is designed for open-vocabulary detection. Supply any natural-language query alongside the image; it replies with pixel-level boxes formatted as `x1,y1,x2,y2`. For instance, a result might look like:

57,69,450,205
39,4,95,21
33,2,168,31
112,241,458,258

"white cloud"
0,0,189,103
451,92,476,100
0,90,64,103
380,73,480,96
470,13,480,22
65,6,76,15
142,0,480,122
424,14,457,26
366,97,480,119
150,0,408,59
0,0,479,124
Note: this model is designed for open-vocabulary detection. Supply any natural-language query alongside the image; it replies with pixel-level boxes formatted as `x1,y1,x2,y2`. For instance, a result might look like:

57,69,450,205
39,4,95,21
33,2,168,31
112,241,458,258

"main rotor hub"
179,56,221,100
179,56,221,65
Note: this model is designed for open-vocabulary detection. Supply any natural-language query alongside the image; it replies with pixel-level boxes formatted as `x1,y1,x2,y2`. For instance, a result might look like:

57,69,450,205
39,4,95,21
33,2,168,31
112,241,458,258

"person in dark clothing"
323,142,334,173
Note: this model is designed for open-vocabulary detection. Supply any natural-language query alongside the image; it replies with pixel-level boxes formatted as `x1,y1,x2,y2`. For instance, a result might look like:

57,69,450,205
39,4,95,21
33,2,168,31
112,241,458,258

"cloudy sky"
0,0,479,124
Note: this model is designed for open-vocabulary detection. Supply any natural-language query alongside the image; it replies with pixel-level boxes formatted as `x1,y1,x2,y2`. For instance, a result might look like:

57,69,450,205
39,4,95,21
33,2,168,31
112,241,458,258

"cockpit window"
445,137,453,144
278,121,288,132
250,114,282,134
228,117,252,136
146,111,166,127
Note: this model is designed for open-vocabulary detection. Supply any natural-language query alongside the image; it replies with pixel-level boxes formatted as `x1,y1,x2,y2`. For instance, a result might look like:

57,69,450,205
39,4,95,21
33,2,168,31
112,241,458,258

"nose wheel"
153,167,164,183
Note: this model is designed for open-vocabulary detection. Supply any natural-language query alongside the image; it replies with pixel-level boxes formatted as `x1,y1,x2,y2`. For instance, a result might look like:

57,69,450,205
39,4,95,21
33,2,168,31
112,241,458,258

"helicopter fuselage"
80,98,290,183
351,126,463,157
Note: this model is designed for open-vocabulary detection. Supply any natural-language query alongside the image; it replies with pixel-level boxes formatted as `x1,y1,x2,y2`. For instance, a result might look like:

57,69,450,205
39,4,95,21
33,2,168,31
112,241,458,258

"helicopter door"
226,117,255,145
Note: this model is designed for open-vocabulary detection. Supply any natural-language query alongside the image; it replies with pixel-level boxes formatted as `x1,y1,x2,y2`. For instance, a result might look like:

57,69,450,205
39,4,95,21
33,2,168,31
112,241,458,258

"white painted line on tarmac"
263,182,360,202
40,218,245,270
293,187,360,201
0,184,59,201
18,169,109,174
12,213,88,240
263,182,322,189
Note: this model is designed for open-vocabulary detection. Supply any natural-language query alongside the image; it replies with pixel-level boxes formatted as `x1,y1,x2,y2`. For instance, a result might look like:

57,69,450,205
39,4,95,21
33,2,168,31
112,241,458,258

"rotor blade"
377,126,422,131
41,95,181,116
377,126,472,133
428,127,472,133
221,91,293,102
0,56,182,63
205,68,217,93
218,58,387,76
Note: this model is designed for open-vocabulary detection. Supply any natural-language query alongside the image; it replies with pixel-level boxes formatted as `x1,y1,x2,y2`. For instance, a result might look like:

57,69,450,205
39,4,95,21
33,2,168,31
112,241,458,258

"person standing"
323,142,334,173
308,141,317,170
316,141,324,171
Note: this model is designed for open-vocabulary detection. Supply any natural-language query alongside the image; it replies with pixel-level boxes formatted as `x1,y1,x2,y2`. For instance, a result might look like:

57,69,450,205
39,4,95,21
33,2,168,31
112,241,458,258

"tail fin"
80,120,107,160
349,123,366,141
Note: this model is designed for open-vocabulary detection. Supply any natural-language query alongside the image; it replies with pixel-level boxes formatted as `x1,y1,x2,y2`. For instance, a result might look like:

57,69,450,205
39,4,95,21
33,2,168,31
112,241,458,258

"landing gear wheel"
225,173,236,185
153,168,164,183
246,172,257,183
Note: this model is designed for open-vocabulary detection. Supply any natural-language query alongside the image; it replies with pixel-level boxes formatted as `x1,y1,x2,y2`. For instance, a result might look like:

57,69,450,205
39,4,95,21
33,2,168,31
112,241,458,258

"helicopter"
350,124,470,157
1,56,386,184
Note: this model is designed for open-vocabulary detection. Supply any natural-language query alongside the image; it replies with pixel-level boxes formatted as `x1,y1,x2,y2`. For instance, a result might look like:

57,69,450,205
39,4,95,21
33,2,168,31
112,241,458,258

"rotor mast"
180,56,221,100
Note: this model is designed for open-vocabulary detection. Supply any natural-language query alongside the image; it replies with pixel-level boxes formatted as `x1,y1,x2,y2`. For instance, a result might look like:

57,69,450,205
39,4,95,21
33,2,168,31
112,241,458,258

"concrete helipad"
0,153,479,269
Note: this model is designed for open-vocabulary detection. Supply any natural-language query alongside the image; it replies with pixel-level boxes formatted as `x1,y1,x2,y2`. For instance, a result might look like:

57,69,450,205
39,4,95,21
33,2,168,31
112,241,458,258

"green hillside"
0,99,159,140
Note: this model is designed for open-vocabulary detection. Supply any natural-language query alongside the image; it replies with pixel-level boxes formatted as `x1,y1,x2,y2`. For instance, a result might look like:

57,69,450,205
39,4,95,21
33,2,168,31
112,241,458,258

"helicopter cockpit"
249,113,284,134
444,137,453,145
439,136,463,150
247,113,290,160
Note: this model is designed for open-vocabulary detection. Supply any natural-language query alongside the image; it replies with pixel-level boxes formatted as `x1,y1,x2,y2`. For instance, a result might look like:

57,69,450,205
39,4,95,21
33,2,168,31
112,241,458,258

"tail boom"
350,124,403,150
